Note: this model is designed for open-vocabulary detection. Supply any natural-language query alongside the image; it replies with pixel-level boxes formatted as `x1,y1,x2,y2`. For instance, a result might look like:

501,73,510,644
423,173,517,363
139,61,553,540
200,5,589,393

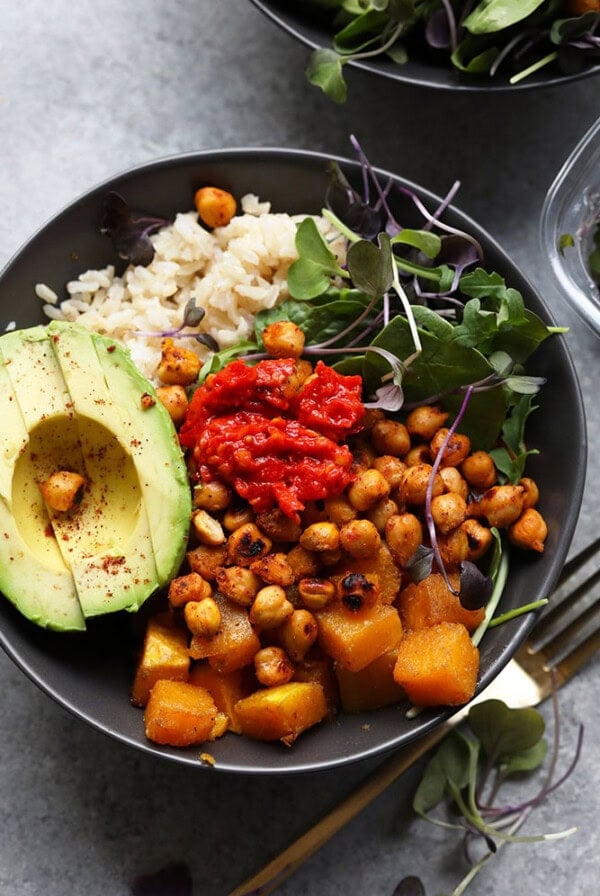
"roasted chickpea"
461,518,494,561
186,543,228,581
168,572,212,608
430,428,472,467
157,337,201,387
519,477,540,510
372,455,406,489
192,480,231,512
254,646,294,687
322,495,358,527
430,492,467,534
339,518,382,559
400,463,444,505
183,597,221,637
39,470,86,512
508,508,548,553
360,408,386,433
347,468,391,511
350,439,377,471
336,572,379,612
370,419,411,457
406,405,448,441
468,484,525,529
299,521,340,553
255,508,302,542
226,522,272,566
385,513,423,567
404,444,431,466
156,384,189,427
437,527,469,569
249,585,294,629
215,565,261,607
262,320,306,359
191,509,226,545
297,577,336,610
460,451,497,490
222,503,255,531
366,497,399,533
194,186,237,228
250,552,295,587
277,609,318,661
318,548,343,567
286,544,321,580
439,466,469,500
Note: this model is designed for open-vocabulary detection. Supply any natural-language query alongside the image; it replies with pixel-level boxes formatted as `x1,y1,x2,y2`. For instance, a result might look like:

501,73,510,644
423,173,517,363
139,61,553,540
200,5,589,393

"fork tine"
525,536,600,671
528,565,600,651
555,533,600,586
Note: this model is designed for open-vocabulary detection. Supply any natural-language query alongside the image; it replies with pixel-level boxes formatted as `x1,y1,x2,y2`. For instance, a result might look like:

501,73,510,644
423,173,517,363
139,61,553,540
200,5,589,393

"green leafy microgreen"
301,2,600,100
287,217,349,299
558,232,575,253
306,48,348,104
463,0,547,35
406,694,581,896
347,232,395,296
489,393,539,483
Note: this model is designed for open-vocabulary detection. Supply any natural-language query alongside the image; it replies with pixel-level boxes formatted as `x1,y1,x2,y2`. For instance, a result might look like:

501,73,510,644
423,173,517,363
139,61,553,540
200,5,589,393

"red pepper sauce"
179,358,365,520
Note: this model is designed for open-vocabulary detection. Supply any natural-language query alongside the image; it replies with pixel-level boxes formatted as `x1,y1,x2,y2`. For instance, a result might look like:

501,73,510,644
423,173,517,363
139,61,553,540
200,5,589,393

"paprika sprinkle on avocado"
179,358,366,521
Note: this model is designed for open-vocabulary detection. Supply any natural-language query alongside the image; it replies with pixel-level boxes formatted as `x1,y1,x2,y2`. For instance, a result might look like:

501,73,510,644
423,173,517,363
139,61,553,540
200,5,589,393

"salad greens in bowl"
541,116,600,334
0,146,586,774
248,0,600,98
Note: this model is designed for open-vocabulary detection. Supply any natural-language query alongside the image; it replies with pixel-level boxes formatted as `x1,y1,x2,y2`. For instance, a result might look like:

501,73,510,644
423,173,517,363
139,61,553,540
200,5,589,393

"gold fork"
228,536,600,896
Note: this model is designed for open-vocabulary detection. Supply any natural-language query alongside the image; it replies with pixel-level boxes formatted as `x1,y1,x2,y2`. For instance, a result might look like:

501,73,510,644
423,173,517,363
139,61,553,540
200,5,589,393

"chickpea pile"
138,320,548,747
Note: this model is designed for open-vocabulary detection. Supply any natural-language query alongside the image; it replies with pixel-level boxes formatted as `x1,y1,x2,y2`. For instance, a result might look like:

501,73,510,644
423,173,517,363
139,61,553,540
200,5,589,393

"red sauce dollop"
179,358,365,519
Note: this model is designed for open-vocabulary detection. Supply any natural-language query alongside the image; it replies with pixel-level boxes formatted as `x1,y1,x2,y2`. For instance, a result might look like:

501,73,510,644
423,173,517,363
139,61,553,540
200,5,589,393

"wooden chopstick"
226,722,452,896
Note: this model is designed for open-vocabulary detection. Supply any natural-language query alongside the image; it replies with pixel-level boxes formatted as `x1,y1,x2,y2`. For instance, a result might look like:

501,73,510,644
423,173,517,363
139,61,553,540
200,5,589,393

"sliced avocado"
0,339,86,631
48,321,191,586
0,322,191,630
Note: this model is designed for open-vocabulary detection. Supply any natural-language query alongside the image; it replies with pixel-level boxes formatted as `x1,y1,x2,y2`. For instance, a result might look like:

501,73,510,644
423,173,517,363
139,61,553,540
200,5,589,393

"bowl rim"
540,117,600,334
248,0,600,93
0,146,588,774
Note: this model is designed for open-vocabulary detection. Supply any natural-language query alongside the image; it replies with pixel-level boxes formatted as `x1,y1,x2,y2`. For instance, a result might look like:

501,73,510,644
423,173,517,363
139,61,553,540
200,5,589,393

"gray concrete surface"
0,2,599,894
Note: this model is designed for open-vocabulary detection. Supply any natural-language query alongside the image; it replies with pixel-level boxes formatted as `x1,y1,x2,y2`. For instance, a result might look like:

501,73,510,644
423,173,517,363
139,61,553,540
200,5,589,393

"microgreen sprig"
400,691,582,896
302,2,600,102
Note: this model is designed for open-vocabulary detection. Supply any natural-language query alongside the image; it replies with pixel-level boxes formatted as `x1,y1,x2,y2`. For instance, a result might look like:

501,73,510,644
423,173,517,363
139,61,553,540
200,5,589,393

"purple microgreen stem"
425,384,474,594
440,0,459,52
396,184,484,263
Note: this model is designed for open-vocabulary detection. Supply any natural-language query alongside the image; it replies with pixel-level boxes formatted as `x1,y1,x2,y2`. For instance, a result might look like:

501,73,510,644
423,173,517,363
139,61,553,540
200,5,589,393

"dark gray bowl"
0,148,587,774
249,0,600,92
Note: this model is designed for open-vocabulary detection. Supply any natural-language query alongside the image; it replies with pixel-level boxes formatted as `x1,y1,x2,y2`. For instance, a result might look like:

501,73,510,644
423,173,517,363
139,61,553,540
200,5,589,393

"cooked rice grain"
39,194,344,381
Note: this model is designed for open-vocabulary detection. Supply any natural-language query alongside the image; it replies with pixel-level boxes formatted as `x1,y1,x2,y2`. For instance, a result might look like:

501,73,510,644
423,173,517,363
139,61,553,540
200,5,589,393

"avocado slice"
0,322,191,630
0,338,86,631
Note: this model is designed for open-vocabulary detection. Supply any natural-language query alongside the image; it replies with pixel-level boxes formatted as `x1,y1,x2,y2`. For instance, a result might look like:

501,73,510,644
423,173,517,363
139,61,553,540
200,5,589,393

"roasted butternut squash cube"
131,616,190,707
189,592,260,673
397,572,485,633
335,649,405,713
234,681,327,745
393,621,479,706
144,679,226,747
189,663,250,734
293,650,340,715
316,602,403,672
